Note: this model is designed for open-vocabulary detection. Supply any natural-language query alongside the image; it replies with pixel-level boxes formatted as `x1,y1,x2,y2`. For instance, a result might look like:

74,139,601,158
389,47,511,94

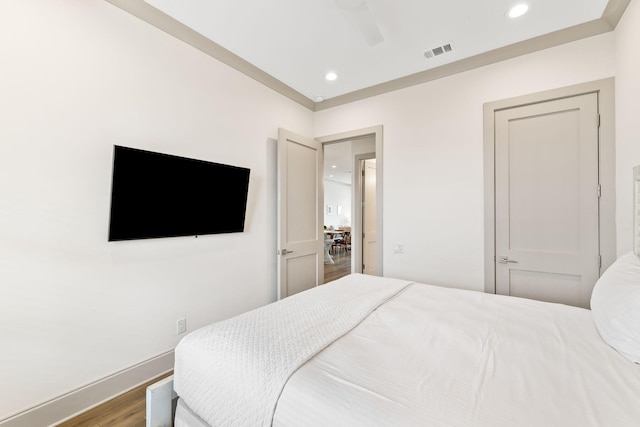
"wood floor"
324,248,351,283
56,372,172,427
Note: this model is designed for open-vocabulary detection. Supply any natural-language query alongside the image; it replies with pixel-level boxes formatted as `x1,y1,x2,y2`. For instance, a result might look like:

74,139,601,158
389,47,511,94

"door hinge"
599,254,602,269
597,114,601,128
597,184,602,198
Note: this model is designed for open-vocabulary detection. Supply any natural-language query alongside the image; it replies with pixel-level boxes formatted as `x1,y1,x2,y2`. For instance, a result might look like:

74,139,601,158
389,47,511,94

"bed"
170,258,640,427
168,166,640,426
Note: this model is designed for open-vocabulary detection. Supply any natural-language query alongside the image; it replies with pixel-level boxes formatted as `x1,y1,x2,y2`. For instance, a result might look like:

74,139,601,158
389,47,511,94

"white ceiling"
324,142,354,185
143,0,610,103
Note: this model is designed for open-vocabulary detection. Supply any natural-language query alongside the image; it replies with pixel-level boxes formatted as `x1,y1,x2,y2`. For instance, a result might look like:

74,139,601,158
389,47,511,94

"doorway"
317,126,383,283
276,126,383,299
323,141,356,283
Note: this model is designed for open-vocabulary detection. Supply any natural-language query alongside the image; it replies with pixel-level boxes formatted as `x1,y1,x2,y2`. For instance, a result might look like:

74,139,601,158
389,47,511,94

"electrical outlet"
177,318,187,334
393,243,404,254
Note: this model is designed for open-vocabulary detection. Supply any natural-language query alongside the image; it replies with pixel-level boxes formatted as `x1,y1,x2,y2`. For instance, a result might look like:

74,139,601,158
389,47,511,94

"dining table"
323,229,345,263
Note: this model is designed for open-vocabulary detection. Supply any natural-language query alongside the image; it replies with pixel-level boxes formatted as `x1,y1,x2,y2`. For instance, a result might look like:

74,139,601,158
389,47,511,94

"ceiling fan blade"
335,0,384,47
351,2,384,46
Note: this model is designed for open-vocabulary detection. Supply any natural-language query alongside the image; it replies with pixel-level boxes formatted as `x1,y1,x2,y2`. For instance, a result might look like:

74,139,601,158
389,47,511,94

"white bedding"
173,274,413,427
274,282,640,426
175,275,640,427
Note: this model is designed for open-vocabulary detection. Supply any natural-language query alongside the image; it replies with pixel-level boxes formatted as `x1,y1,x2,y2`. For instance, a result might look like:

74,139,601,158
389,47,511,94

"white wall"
614,0,640,255
3,1,640,422
324,180,351,228
315,32,617,291
0,1,312,420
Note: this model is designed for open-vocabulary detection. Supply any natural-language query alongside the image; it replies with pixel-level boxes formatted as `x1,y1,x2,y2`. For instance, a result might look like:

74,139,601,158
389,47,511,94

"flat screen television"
108,145,250,241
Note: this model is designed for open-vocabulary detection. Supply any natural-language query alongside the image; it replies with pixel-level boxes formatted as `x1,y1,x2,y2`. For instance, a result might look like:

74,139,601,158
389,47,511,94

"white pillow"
591,252,640,364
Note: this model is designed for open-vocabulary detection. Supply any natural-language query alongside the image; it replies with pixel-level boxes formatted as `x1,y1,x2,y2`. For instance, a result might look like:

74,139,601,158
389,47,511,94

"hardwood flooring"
324,248,351,283
56,372,172,427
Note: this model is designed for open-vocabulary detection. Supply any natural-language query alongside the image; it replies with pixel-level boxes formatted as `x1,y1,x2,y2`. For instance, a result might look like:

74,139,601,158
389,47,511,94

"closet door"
494,93,600,308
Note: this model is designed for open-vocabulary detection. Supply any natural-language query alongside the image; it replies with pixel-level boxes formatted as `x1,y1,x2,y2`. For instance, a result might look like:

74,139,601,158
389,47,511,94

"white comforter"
274,282,640,426
173,274,413,427
174,274,640,427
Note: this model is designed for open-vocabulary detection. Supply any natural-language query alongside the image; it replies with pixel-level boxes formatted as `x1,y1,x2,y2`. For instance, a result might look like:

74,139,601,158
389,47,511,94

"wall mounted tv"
108,145,250,241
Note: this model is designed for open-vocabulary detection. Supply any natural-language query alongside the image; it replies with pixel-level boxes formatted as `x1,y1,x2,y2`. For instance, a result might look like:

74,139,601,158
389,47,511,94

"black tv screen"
108,145,250,241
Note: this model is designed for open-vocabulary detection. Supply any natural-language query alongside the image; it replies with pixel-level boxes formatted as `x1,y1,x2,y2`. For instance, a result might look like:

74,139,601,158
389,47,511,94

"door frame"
483,78,616,294
316,125,384,276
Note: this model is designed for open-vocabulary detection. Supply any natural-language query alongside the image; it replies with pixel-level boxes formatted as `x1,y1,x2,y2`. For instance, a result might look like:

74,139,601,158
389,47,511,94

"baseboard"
0,350,175,427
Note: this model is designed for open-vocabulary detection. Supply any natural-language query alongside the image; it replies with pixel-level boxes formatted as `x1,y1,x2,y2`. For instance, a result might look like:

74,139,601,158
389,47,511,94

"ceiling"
108,0,627,110
324,142,354,185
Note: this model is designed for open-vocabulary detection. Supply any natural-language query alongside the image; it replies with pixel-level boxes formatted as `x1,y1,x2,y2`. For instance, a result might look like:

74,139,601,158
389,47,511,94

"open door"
362,159,377,275
277,128,324,299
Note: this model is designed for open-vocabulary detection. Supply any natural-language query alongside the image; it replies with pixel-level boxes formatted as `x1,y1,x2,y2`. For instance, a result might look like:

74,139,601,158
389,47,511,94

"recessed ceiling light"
329,174,334,178
507,4,529,18
325,72,338,81
332,165,337,168
315,96,325,102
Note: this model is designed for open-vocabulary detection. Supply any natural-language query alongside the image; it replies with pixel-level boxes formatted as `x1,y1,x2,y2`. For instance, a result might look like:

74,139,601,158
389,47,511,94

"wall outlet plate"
177,318,187,334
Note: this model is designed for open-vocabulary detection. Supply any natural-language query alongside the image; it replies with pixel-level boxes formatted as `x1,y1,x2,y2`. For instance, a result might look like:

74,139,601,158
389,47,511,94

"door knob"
279,249,294,255
498,256,518,264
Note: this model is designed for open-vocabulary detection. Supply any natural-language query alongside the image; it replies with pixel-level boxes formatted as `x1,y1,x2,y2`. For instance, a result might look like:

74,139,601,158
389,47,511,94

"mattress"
175,275,640,426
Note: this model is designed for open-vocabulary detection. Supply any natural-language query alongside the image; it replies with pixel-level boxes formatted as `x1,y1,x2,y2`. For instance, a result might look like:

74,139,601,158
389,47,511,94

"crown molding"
105,0,315,111
104,0,630,112
315,18,612,111
602,0,632,28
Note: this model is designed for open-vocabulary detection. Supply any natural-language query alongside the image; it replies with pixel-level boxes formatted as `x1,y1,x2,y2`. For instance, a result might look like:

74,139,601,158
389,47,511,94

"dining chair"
331,237,344,254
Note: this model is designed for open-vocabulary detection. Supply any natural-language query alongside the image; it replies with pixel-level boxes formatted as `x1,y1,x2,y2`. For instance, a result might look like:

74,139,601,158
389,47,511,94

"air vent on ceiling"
424,42,454,59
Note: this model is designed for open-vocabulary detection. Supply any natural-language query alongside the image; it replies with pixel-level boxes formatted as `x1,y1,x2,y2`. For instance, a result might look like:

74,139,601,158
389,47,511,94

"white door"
495,93,600,308
362,159,377,275
277,128,324,299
